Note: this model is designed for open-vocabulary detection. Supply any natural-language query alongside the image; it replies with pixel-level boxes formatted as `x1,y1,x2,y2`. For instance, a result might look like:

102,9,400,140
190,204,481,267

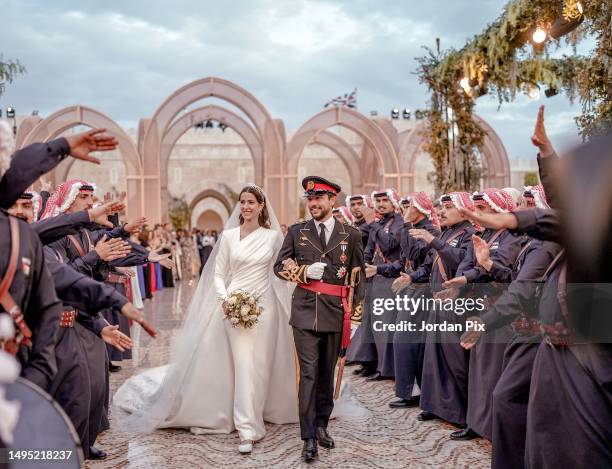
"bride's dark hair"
238,185,271,228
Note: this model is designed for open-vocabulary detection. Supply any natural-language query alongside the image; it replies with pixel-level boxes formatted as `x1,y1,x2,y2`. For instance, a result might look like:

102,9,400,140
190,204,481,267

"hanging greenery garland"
416,0,611,193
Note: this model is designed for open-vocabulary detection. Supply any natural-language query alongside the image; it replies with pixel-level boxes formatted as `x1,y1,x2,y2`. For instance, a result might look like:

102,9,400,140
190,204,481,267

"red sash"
298,280,352,348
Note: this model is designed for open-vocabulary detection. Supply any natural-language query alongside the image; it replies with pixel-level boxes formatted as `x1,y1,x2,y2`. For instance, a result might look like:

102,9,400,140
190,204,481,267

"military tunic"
274,218,365,439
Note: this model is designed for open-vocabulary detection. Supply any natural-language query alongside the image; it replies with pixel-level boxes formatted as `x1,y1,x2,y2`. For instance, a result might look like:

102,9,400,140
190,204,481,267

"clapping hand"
531,106,555,158
149,249,175,269
88,201,125,227
65,128,118,164
101,325,133,352
460,317,485,349
365,263,377,278
409,228,435,244
392,272,412,294
124,217,147,234
120,302,157,338
472,235,493,271
94,235,131,262
442,276,467,289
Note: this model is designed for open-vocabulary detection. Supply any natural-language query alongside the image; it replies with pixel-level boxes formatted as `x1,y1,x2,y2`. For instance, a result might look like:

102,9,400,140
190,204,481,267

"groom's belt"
298,280,348,298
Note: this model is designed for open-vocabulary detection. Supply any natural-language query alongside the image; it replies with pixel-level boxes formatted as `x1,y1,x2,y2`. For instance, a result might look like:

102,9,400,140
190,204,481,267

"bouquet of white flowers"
223,289,262,329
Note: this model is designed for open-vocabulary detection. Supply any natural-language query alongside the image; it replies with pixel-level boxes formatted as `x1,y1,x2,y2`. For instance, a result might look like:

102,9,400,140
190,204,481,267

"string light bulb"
527,85,541,100
532,27,547,44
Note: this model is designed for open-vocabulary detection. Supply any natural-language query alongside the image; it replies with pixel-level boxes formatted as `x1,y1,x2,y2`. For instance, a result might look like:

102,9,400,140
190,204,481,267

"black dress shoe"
109,363,122,373
365,371,383,381
352,365,365,375
88,447,107,460
302,438,318,462
450,427,479,440
315,427,335,449
389,397,420,408
417,411,438,421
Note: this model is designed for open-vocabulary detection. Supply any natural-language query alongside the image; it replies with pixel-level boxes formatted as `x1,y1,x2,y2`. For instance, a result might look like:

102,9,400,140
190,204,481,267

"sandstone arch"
398,114,510,193
19,105,143,217
284,107,400,219
140,77,283,223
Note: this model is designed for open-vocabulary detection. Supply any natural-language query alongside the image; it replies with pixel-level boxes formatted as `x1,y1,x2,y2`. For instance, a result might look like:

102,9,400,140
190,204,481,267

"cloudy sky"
0,0,589,159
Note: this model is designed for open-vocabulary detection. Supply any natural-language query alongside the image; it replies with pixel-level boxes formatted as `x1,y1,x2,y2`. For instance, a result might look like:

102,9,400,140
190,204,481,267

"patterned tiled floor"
91,281,491,468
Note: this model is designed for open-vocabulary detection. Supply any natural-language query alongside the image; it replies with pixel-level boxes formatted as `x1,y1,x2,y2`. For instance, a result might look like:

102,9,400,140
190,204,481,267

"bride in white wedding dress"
114,184,299,453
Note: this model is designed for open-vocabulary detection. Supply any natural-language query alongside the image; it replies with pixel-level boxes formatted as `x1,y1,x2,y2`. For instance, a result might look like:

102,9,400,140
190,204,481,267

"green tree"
0,55,26,98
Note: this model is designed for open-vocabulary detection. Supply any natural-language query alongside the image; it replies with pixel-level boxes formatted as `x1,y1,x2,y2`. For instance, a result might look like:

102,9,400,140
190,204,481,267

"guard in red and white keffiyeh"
440,191,476,212
405,191,440,229
7,190,42,224
472,188,516,213
371,188,401,213
332,206,355,225
522,184,549,209
345,194,372,210
41,179,96,219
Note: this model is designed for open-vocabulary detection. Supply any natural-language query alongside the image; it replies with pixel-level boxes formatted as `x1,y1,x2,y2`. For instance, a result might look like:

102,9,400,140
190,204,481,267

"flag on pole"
324,88,357,109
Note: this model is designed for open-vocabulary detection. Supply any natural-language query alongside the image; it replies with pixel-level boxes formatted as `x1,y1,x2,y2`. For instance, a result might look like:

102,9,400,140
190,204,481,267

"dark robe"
346,212,403,376
457,228,521,439
391,217,440,400
419,220,474,425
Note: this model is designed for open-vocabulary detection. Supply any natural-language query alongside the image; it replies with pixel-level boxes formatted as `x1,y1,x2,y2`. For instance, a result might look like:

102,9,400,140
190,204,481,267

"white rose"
230,317,239,324
241,305,250,316
228,296,237,306
249,297,255,305
249,315,258,321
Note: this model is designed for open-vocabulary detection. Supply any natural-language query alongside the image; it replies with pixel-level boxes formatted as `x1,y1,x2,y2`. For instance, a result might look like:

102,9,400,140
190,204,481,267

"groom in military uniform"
274,176,365,462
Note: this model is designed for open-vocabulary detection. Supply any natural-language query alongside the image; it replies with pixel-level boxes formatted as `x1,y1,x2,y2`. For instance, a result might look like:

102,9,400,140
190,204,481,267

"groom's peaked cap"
302,176,341,197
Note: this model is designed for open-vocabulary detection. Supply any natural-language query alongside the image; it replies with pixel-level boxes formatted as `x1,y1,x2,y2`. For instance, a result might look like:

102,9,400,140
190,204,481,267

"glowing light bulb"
532,27,547,44
527,86,541,100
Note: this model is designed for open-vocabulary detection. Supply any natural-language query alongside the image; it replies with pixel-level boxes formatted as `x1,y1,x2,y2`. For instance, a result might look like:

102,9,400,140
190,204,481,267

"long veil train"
113,186,366,434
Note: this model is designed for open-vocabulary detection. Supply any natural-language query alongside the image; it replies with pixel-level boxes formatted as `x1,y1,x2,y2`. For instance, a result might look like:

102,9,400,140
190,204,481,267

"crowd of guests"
0,120,218,462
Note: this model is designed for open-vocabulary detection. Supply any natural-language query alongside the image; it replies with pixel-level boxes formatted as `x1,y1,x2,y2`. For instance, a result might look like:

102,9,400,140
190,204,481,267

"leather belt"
542,322,574,347
106,273,127,285
512,315,541,336
60,310,77,328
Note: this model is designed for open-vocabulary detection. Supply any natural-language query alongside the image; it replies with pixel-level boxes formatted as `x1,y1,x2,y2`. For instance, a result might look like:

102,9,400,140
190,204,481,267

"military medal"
339,241,348,263
336,266,347,279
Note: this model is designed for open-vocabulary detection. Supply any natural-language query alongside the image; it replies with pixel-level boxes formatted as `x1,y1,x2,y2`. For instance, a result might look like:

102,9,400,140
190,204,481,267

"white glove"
306,262,326,280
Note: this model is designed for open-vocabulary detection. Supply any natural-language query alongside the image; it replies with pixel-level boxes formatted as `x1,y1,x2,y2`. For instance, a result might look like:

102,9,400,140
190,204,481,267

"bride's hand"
282,258,297,270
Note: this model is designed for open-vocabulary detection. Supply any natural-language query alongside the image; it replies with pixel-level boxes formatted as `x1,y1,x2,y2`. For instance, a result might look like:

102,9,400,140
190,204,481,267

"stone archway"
398,114,510,193
189,188,233,228
307,129,363,194
18,105,143,217
140,77,283,223
160,104,263,220
284,107,400,220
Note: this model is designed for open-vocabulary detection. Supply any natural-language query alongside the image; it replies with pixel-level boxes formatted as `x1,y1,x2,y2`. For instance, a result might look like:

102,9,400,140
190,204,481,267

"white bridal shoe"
238,440,253,454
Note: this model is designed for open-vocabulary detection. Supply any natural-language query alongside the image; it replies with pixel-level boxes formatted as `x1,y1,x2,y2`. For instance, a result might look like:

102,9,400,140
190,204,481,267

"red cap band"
306,181,337,194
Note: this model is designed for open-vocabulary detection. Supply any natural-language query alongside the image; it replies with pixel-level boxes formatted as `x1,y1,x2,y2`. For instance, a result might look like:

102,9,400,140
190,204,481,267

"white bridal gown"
114,226,299,441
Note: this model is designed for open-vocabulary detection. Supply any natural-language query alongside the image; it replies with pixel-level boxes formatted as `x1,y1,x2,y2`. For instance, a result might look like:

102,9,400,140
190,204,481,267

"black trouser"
292,327,342,440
